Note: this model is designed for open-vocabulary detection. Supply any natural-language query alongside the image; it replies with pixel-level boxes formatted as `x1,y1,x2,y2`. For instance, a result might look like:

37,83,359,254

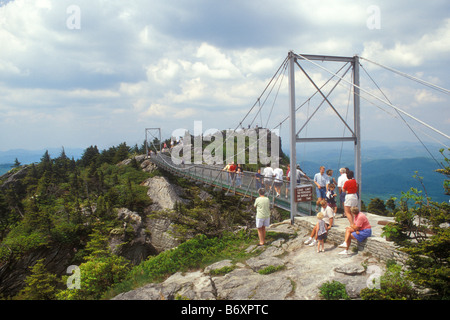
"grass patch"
104,230,263,299
258,265,286,275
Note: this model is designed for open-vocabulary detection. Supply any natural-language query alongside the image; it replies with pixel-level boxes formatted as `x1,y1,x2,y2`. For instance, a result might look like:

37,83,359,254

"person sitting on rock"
338,206,372,255
304,199,334,247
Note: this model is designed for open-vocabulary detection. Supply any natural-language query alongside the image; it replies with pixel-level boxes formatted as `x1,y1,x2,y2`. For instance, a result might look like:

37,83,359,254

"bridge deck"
150,153,316,216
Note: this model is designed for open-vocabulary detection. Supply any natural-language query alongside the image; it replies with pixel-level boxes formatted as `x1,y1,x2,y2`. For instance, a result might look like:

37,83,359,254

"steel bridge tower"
288,51,361,223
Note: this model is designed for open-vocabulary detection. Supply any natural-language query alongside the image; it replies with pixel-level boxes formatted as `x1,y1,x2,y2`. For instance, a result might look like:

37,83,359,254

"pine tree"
13,158,21,168
113,142,130,164
17,258,59,300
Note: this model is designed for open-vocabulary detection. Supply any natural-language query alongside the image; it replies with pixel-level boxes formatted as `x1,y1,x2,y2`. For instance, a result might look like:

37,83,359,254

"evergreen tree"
80,145,99,167
13,158,21,168
39,150,52,173
17,258,59,300
113,142,130,164
368,197,388,216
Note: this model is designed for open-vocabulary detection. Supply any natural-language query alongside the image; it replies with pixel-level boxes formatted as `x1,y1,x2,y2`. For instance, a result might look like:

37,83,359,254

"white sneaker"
338,250,348,255
304,237,312,244
308,240,317,246
338,242,347,248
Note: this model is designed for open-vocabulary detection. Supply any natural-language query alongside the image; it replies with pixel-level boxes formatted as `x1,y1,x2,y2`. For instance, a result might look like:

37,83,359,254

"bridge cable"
294,53,450,141
360,57,450,95
360,63,445,169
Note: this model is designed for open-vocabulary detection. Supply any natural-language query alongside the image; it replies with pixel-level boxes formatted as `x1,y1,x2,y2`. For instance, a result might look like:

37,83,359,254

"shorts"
317,232,327,241
327,202,337,209
352,228,372,242
344,193,358,207
316,187,326,199
256,217,270,228
339,192,346,205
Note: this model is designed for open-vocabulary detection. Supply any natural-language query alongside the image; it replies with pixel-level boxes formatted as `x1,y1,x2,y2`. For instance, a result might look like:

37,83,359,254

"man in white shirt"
263,164,274,193
337,168,348,216
273,167,283,197
314,166,328,212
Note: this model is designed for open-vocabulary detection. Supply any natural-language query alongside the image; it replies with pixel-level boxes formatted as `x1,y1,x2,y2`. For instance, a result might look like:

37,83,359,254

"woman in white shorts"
342,170,359,225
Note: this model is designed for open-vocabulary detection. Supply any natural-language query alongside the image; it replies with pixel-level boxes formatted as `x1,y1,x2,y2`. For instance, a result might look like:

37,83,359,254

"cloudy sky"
0,0,449,156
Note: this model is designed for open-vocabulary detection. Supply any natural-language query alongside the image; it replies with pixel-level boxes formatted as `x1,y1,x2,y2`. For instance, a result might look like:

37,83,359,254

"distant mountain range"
1,140,448,203
0,147,85,166
290,140,447,203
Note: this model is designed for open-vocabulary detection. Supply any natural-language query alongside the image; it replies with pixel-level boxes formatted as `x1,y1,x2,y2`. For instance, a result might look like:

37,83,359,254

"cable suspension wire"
274,61,351,131
360,63,445,169
248,59,288,129
295,53,450,141
360,56,450,95
239,56,289,130
264,63,288,128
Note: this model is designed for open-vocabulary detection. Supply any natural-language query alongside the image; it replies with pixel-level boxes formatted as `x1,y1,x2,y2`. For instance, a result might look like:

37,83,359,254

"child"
316,211,327,253
236,167,242,187
326,169,337,191
326,183,338,215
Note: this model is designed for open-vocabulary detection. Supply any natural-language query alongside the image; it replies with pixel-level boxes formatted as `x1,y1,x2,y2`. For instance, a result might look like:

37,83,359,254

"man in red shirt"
338,207,372,255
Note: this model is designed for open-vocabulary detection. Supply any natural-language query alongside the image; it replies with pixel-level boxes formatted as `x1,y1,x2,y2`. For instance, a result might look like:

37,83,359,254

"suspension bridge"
146,51,450,222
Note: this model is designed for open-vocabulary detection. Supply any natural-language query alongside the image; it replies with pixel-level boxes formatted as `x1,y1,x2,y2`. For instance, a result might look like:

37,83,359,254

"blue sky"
0,0,449,157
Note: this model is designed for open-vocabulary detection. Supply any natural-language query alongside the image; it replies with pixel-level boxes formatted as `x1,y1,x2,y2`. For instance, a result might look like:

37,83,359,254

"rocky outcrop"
0,165,31,192
113,223,386,300
141,176,190,211
144,218,181,253
109,208,158,264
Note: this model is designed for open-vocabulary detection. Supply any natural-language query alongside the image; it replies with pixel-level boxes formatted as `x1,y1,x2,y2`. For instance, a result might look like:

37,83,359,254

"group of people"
255,163,310,198
222,162,243,187
254,165,372,254
307,166,372,254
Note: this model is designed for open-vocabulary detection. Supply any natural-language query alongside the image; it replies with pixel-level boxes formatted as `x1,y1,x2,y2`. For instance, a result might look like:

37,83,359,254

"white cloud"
0,0,448,151
362,18,450,67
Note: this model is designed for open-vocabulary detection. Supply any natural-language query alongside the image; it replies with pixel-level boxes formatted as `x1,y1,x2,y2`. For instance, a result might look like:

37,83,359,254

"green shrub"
319,280,349,300
360,263,417,300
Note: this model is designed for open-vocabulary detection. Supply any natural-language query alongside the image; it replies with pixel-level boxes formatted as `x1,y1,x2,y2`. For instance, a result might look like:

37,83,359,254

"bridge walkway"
149,153,316,217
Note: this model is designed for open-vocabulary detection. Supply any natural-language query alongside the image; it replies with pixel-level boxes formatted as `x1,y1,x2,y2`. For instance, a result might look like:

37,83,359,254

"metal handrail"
149,152,315,216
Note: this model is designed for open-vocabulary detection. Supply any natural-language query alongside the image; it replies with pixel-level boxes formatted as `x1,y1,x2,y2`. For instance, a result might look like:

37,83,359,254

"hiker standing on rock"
254,188,271,246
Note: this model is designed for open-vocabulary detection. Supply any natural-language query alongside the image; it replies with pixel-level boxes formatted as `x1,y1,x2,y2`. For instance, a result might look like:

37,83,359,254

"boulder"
109,208,157,264
142,176,189,211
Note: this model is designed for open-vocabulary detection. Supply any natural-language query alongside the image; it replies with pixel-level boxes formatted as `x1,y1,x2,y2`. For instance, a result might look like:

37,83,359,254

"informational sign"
295,185,313,202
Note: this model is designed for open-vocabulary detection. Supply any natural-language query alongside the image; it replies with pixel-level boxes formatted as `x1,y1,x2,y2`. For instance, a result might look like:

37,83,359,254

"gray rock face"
142,176,189,211
112,231,386,300
109,208,158,264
